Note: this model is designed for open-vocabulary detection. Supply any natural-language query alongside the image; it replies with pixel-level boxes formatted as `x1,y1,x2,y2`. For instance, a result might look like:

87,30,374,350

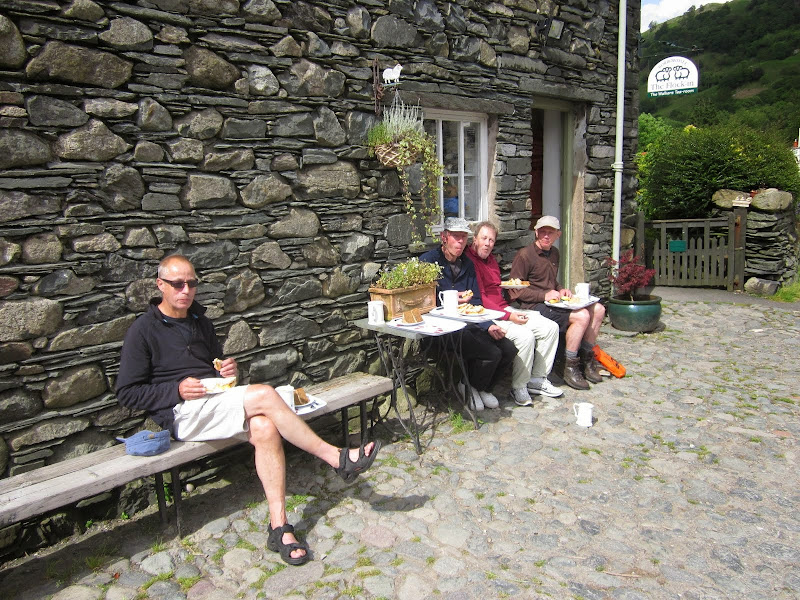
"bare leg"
243,384,375,467
583,302,606,345
565,309,591,352
247,415,305,561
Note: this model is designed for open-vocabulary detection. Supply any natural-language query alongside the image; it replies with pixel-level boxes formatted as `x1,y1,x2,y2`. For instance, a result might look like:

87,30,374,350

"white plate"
200,376,237,394
544,295,600,310
499,284,530,289
429,306,506,322
389,317,425,327
295,394,326,416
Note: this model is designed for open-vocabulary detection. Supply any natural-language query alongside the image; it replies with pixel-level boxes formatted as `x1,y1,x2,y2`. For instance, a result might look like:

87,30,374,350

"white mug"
573,402,594,427
575,282,590,300
439,289,459,314
367,300,385,325
275,385,295,411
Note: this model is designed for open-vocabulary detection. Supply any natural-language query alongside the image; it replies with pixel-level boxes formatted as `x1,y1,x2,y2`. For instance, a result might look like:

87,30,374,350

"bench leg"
171,466,183,538
154,472,168,526
359,399,368,446
339,407,349,447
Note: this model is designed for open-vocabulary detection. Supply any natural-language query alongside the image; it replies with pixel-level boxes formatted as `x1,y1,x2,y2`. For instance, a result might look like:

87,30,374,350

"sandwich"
213,357,224,371
202,376,237,394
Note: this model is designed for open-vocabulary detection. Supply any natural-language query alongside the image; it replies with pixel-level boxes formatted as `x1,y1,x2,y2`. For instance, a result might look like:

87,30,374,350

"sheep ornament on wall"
382,64,403,86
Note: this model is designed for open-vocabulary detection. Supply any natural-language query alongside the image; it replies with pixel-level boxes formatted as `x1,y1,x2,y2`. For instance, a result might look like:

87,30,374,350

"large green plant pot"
607,295,662,332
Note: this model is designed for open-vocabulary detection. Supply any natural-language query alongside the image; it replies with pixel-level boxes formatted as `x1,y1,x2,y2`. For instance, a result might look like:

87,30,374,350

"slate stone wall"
712,188,799,283
0,0,640,539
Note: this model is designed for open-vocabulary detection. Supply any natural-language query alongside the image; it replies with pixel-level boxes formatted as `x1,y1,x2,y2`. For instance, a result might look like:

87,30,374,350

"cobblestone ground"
3,297,800,600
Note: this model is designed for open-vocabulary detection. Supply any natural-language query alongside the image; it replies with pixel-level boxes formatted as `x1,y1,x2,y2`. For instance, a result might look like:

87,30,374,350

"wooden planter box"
368,283,437,321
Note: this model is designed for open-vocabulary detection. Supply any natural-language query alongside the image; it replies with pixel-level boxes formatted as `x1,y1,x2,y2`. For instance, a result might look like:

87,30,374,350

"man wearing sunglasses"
116,254,381,566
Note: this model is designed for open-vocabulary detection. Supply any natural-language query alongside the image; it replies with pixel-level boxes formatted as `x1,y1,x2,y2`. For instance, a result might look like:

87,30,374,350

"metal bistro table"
356,305,506,453
355,314,471,454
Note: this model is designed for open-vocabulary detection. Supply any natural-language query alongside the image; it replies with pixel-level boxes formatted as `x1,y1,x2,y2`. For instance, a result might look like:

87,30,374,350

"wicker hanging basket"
374,143,418,168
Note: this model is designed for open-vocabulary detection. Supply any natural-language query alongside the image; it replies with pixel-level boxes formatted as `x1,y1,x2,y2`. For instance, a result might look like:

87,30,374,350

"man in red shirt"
508,216,605,390
465,221,563,406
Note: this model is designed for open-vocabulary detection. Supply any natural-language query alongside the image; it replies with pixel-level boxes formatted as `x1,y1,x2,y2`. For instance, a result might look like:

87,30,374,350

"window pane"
463,122,480,176
443,176,459,218
463,175,479,221
442,121,460,176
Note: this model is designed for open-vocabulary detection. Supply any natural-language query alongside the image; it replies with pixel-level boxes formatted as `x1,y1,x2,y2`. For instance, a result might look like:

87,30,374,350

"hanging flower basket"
374,143,418,168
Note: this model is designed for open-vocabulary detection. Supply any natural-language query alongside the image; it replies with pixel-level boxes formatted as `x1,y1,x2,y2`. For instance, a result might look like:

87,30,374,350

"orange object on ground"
593,345,626,378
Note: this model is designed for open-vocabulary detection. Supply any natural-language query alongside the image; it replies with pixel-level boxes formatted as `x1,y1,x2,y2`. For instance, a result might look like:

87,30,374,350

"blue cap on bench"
118,430,171,456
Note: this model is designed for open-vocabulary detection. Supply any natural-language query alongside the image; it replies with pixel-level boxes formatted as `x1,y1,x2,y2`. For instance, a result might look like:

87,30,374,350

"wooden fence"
635,211,747,291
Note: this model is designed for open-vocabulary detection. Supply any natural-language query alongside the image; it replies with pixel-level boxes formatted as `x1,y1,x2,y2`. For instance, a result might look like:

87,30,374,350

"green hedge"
637,123,800,219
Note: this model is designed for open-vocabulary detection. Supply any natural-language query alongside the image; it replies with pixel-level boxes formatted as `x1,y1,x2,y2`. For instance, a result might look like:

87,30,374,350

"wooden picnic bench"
0,372,393,537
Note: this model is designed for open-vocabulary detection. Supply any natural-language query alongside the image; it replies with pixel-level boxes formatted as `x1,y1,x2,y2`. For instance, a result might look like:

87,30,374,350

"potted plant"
368,257,443,320
367,95,444,242
604,249,662,332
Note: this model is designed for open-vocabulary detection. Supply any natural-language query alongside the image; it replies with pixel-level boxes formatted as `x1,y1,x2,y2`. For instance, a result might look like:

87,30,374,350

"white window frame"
423,109,489,230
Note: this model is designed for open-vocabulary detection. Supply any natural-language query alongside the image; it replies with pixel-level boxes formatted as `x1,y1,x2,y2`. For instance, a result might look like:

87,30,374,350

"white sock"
529,377,545,385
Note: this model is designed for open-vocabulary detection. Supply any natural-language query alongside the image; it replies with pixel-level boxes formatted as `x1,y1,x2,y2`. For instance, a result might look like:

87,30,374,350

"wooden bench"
0,372,393,537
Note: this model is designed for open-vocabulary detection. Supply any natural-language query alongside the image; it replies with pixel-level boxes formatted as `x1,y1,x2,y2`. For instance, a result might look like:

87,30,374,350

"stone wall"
0,0,640,549
712,188,799,283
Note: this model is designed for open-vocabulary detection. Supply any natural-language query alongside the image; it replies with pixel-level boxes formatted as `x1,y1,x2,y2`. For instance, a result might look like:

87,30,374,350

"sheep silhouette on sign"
655,67,672,81
382,64,403,85
673,66,690,79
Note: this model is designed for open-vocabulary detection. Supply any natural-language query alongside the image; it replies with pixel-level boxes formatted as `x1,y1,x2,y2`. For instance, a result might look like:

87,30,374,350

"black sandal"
335,440,382,483
267,523,310,566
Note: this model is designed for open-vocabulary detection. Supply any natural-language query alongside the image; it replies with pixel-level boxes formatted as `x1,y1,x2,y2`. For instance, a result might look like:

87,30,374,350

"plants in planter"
367,95,444,242
369,257,443,320
603,249,662,332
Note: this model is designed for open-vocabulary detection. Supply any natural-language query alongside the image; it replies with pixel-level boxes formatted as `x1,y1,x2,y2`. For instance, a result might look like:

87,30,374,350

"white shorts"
173,385,250,442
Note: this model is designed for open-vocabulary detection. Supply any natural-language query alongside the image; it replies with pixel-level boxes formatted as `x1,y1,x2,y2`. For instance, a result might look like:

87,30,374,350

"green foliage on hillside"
639,0,800,143
637,123,800,219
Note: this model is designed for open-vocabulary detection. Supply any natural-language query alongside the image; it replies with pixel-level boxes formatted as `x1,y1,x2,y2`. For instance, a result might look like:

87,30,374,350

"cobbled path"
3,295,800,600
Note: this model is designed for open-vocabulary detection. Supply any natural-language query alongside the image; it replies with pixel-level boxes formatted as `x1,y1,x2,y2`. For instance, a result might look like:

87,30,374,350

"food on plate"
202,376,237,394
501,278,529,286
547,296,584,306
213,357,223,371
457,303,486,315
402,308,424,324
293,387,310,406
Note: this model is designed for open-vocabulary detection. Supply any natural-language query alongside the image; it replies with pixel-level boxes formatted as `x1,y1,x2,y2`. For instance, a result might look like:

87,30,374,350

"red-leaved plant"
604,249,656,301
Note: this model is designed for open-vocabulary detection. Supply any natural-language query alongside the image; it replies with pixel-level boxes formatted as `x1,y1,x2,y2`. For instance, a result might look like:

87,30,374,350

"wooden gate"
634,212,746,291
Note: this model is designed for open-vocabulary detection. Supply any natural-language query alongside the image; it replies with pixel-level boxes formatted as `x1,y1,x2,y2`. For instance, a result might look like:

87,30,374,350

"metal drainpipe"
612,0,628,265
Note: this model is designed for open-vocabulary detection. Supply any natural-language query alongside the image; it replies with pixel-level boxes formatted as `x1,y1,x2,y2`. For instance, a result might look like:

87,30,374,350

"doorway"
529,102,586,288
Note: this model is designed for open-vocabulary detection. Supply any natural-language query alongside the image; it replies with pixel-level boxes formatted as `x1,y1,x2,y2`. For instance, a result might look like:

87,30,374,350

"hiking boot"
528,378,564,398
512,386,533,406
563,357,590,390
581,349,603,384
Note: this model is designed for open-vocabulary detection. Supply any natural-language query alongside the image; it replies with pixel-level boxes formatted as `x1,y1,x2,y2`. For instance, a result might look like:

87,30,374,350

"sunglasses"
160,278,199,290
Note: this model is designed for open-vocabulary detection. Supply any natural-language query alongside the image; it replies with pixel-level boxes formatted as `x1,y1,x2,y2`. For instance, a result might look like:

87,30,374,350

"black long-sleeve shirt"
116,298,222,433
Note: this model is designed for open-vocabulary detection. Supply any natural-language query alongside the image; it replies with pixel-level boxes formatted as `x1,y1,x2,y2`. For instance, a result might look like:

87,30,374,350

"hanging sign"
647,56,699,98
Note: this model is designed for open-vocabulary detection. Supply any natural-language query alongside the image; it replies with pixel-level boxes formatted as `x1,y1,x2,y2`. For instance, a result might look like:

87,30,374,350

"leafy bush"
604,250,655,300
637,123,800,219
638,113,674,151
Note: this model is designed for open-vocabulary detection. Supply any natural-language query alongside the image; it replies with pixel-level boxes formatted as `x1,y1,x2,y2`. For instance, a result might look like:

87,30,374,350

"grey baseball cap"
443,217,472,233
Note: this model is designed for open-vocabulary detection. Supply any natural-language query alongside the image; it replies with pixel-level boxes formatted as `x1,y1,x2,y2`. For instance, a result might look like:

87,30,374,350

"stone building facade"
0,0,641,551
